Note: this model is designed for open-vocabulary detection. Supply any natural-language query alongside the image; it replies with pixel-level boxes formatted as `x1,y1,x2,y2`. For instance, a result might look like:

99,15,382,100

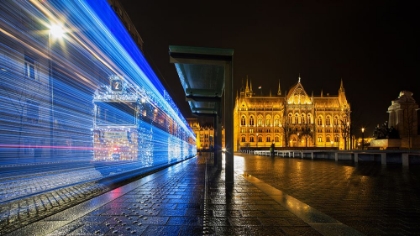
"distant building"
187,118,225,151
233,76,352,151
371,91,420,149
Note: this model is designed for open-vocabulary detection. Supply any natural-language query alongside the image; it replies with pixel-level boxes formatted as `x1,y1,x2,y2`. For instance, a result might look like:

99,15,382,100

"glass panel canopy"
169,45,234,115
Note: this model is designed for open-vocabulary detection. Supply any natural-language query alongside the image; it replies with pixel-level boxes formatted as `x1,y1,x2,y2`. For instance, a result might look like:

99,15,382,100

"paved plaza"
4,153,420,235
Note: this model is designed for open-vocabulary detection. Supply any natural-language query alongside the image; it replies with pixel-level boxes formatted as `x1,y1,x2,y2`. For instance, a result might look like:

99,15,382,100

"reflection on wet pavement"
8,153,420,235
234,154,420,235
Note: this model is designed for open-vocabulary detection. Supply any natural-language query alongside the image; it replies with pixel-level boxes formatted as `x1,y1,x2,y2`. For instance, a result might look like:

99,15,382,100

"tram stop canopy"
169,45,235,183
168,45,234,116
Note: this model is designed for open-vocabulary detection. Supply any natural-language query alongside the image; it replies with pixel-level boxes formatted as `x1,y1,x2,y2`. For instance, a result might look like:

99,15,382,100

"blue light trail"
0,0,196,204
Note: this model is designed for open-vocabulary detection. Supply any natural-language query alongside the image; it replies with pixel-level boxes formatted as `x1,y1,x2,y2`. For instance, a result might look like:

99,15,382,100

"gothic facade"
234,76,351,151
187,118,225,151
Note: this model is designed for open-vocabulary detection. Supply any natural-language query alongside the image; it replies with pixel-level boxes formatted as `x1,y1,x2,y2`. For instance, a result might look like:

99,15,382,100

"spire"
250,80,253,92
277,79,281,95
245,75,249,92
339,78,345,93
298,73,301,83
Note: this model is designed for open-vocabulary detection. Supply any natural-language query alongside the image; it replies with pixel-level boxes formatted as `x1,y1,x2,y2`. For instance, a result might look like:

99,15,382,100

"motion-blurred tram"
93,75,196,173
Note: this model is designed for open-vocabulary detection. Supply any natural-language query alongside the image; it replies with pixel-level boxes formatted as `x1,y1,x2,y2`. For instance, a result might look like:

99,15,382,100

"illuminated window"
334,116,339,125
24,55,36,79
326,116,331,126
257,116,263,126
249,116,254,126
294,114,298,124
317,116,322,125
334,135,339,142
241,116,246,126
318,136,322,142
275,136,279,142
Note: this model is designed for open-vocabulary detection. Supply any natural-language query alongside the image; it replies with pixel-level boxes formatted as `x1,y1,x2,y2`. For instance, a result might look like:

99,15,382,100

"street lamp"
49,24,65,39
361,127,365,150
48,22,65,158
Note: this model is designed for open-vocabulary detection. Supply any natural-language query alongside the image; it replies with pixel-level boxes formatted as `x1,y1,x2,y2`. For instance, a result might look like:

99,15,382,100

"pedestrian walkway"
5,153,420,235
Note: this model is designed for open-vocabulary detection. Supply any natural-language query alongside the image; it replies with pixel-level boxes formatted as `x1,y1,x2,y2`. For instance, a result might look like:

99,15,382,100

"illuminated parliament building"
233,76,351,151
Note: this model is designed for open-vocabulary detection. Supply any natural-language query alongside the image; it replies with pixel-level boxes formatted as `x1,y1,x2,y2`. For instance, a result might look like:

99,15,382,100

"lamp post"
48,23,65,158
361,127,365,150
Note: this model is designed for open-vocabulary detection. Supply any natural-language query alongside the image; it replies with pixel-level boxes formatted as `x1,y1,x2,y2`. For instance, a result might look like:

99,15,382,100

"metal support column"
224,60,234,183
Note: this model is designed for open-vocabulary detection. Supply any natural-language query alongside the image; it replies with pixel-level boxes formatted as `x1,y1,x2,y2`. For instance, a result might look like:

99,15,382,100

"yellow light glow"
49,23,65,39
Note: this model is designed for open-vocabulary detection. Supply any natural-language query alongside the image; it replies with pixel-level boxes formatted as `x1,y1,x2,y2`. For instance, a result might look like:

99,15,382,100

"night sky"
119,0,419,137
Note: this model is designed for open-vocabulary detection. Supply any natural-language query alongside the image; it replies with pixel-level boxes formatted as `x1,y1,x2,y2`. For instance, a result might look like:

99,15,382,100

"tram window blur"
96,102,136,125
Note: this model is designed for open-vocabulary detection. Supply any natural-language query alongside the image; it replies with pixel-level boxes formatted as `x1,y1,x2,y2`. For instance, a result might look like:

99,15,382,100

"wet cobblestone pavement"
5,153,420,235
234,154,420,235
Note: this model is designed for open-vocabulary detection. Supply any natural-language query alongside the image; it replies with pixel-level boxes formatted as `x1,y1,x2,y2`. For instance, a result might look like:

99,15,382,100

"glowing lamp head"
49,23,65,39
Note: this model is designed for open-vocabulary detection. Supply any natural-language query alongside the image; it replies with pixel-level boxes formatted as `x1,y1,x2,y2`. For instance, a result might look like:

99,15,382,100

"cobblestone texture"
0,182,108,234
3,154,420,235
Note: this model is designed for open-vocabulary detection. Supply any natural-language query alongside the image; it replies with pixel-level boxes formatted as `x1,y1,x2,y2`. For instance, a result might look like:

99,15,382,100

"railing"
239,149,420,167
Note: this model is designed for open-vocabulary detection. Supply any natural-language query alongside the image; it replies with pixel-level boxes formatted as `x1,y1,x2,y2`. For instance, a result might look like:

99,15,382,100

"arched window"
241,136,246,142
334,116,339,126
302,114,306,124
294,114,299,124
257,115,263,126
334,135,339,142
317,116,323,125
266,115,271,126
241,116,246,126
326,116,331,126
275,136,279,142
266,136,271,142
307,114,312,124
318,136,322,142
274,115,279,126
250,136,254,142
249,116,254,126
288,114,292,123
258,136,262,142
326,135,331,142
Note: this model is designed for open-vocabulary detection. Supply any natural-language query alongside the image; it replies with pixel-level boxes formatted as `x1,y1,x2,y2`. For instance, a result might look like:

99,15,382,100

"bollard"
381,153,386,166
402,153,409,167
311,152,314,160
335,152,338,162
354,153,359,163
